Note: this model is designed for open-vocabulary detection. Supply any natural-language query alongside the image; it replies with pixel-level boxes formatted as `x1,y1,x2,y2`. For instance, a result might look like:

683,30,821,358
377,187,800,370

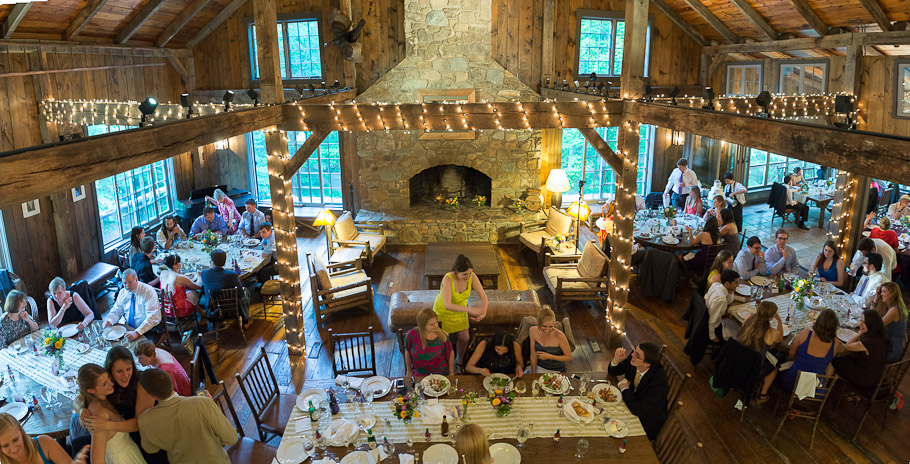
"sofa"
388,289,541,332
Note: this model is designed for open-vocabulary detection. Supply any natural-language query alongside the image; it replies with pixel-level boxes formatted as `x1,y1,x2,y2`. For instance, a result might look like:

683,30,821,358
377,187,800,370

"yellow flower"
44,337,51,345
396,397,404,405
494,390,503,395
400,410,407,418
414,411,420,417
492,398,501,406
54,340,63,349
462,400,467,405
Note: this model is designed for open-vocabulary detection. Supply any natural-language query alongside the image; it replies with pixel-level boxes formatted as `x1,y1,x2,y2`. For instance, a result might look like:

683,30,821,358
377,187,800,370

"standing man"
103,269,161,341
238,199,266,239
764,229,799,276
734,236,767,279
705,270,740,342
663,158,699,208
722,172,747,231
608,342,668,440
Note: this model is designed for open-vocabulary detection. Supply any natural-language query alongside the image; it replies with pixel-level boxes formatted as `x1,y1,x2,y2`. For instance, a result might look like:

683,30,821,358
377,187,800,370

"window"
746,148,821,189
894,59,910,118
779,61,827,95
247,130,342,206
0,214,11,271
560,125,653,200
725,63,762,96
247,15,323,81
577,11,650,78
89,125,175,248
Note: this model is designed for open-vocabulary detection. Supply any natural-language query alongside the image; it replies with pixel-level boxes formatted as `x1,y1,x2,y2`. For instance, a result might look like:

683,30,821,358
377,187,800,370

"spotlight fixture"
754,90,772,117
222,90,235,111
834,95,856,130
702,86,714,110
180,93,193,118
138,97,158,125
669,86,680,106
639,84,653,103
545,77,551,88
247,88,260,106
561,79,568,90
332,80,340,90
295,85,306,100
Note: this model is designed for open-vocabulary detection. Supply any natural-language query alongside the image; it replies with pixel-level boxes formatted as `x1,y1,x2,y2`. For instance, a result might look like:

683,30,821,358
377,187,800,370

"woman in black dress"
832,310,890,396
46,277,94,330
465,332,524,378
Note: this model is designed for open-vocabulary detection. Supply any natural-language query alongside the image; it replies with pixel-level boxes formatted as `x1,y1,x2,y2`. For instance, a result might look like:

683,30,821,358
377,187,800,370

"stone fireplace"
409,165,491,208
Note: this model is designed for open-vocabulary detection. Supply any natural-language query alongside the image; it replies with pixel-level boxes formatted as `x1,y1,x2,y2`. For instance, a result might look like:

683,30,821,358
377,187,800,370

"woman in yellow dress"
433,255,488,367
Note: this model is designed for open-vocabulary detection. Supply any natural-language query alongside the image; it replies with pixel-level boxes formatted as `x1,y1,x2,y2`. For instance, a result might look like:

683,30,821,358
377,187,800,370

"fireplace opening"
409,165,492,208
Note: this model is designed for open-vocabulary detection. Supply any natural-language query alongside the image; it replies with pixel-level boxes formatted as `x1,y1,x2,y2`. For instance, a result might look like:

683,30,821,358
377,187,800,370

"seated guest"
256,223,277,284
129,226,145,256
703,195,725,222
782,175,810,230
809,240,845,288
850,237,896,281
130,236,159,287
734,236,767,279
764,229,799,276
156,215,186,250
718,209,740,255
738,302,784,405
465,332,523,378
528,306,572,373
189,206,228,237
706,270,739,342
159,254,205,322
789,167,804,186
404,308,455,376
103,269,160,342
852,252,889,308
777,308,838,393
46,277,94,330
608,342,668,440
455,424,491,464
134,340,191,396
873,282,907,363
684,186,703,216
137,368,237,463
200,249,250,328
723,172,747,231
0,290,37,347
889,194,910,220
864,214,899,250
705,250,734,290
238,199,266,239
832,310,890,396
681,216,720,270
0,411,88,464
205,188,242,234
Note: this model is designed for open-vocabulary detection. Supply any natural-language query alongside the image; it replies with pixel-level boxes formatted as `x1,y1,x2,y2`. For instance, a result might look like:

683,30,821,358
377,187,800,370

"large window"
746,148,821,189
247,130,342,206
576,12,650,78
89,125,175,248
560,125,653,200
247,15,323,81
779,61,827,95
725,63,762,96
895,59,910,119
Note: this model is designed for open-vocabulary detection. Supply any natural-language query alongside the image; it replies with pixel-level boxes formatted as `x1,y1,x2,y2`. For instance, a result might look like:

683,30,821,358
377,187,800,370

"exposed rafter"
727,0,778,40
284,129,330,177
64,0,110,40
0,39,193,58
703,30,910,54
116,0,168,44
650,0,708,46
155,0,212,48
857,0,893,32
2,3,32,39
786,0,829,36
682,0,740,44
186,0,250,49
578,128,622,172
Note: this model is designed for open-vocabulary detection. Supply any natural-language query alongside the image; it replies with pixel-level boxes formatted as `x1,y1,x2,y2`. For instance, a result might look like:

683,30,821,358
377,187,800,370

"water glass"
516,425,530,448
406,437,414,453
531,380,540,396
363,389,374,414
318,399,330,419
514,380,527,395
575,438,590,459
579,374,590,395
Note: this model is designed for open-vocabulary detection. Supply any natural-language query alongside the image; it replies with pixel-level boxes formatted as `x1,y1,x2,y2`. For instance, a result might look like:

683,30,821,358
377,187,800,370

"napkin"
312,459,338,464
795,371,819,400
398,454,415,464
420,403,446,425
326,419,357,446
294,416,312,433
335,375,365,389
370,446,389,462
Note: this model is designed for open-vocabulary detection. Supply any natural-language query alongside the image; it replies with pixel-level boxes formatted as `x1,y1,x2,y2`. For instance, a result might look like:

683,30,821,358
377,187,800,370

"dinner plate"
276,437,312,464
734,284,752,297
423,444,458,464
751,276,772,286
482,373,513,394
539,373,570,395
806,297,826,310
605,418,628,438
243,238,261,247
0,402,28,421
769,319,791,337
74,342,91,354
836,327,858,342
592,383,622,405
638,232,652,239
354,414,376,431
7,341,28,354
564,398,596,424
661,236,679,245
296,388,327,411
420,374,450,397
102,325,127,341
340,451,377,464
489,443,521,464
59,324,79,338
361,376,393,398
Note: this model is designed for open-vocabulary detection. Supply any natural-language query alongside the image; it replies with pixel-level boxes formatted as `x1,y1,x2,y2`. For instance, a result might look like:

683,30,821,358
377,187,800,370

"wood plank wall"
0,46,182,298
861,56,910,139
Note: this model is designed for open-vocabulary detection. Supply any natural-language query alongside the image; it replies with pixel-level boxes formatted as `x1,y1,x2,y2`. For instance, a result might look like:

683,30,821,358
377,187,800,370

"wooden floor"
159,226,909,462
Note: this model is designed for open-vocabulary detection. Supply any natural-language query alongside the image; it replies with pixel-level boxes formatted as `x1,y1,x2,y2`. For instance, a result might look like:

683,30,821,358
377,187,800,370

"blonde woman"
75,364,145,464
736,301,783,404
528,306,572,373
404,308,455,376
205,189,242,234
874,282,907,362
0,290,37,347
46,277,94,330
454,424,491,464
0,412,89,464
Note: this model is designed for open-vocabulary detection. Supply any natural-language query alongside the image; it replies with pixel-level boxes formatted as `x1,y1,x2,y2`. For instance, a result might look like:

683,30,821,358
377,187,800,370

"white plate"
837,327,858,342
296,388,327,412
564,399,596,424
361,376,393,398
420,374,450,397
751,276,772,286
423,444,458,464
592,383,622,405
539,373,569,395
605,418,628,438
243,238,261,247
276,437,312,464
74,342,91,354
340,451,377,464
661,236,679,245
483,373,513,394
806,297,826,310
102,325,127,341
354,414,376,431
862,230,871,237
489,443,521,464
769,319,791,337
59,324,79,338
7,342,28,354
0,402,28,421
735,284,752,297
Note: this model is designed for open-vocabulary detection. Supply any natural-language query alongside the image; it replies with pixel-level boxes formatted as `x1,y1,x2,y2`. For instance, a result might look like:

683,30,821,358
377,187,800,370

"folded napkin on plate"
326,419,357,446
795,371,818,400
398,454,414,464
370,446,389,462
420,403,446,425
335,375,365,389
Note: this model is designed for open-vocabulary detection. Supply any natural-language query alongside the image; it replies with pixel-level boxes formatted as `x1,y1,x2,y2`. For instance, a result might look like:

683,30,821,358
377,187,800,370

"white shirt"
852,271,889,308
705,282,733,338
724,181,746,207
664,168,699,196
105,281,160,336
850,238,896,281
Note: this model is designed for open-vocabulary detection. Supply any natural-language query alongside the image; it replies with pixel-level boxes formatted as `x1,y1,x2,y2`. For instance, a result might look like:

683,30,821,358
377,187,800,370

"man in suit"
200,249,250,328
608,341,669,440
137,368,237,463
851,252,889,308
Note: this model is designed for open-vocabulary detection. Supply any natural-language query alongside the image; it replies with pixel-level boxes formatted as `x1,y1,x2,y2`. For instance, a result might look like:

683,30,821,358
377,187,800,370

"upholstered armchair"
542,240,610,311
518,207,573,266
306,252,374,326
330,212,386,267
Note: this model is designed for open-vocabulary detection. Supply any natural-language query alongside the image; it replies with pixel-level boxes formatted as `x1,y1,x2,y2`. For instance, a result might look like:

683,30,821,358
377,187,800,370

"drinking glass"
406,437,414,453
382,439,395,456
318,399,330,419
575,438,590,459
579,374,590,395
303,436,315,456
363,389,375,414
353,433,366,450
514,380,527,395
516,424,530,448
531,380,540,397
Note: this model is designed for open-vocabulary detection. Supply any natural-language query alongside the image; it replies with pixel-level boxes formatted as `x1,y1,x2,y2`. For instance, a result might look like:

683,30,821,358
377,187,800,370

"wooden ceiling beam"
155,0,212,48
650,0,708,47
284,129,330,177
116,0,168,44
0,39,193,58
786,0,829,36
64,0,110,40
727,0,778,40
186,0,249,49
704,30,910,54
2,3,32,39
682,0,740,44
579,128,622,172
857,0,892,32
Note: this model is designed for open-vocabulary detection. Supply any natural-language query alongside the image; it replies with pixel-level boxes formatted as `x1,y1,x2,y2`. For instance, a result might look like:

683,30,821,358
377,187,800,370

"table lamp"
546,169,570,209
567,180,591,254
313,209,336,257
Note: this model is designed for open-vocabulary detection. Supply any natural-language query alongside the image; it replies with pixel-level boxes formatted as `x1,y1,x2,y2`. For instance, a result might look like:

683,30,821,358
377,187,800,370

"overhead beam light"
138,97,158,125
180,93,193,119
222,90,235,112
247,88,260,107
754,90,772,118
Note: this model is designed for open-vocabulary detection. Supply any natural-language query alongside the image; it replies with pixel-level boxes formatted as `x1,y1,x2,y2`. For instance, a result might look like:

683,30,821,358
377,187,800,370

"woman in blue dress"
809,240,845,288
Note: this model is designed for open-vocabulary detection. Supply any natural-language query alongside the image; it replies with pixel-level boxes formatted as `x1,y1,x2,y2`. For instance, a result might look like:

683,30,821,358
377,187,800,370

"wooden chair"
209,287,247,346
235,346,296,442
652,411,706,464
541,240,611,311
306,253,374,327
328,326,377,377
518,207,573,267
329,211,386,267
838,358,910,441
257,279,282,320
660,351,691,413
767,182,797,227
212,380,278,462
877,187,894,217
153,289,172,350
771,371,837,449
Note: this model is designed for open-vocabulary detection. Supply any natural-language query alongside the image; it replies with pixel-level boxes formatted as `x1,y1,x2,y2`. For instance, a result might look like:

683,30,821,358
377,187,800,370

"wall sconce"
214,139,228,150
671,130,684,146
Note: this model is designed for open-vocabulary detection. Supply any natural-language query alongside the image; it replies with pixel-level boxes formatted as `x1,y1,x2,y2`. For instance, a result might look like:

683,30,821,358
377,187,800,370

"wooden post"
254,0,305,356
828,172,868,269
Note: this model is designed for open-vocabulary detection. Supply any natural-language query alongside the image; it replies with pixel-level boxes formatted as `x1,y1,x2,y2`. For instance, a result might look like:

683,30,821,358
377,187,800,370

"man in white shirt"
722,172,746,231
705,270,739,342
734,236,767,279
663,158,699,208
256,222,278,284
782,175,810,230
889,194,910,220
103,269,161,341
764,229,799,276
238,199,266,239
850,237,896,281
851,253,889,308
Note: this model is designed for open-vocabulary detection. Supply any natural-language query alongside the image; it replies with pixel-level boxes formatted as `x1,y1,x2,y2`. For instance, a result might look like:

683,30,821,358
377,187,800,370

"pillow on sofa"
311,255,333,299
545,207,573,236
334,212,358,241
577,244,608,287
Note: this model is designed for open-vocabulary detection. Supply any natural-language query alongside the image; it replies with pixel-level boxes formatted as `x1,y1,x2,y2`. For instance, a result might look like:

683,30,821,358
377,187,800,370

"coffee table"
425,242,501,290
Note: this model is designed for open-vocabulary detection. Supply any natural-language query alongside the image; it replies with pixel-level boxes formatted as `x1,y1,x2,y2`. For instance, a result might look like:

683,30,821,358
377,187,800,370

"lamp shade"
546,169,570,193
313,209,336,226
568,200,591,222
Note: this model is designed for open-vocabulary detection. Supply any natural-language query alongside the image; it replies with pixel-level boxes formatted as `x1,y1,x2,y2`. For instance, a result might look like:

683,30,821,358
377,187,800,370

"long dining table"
154,237,269,280
278,374,660,463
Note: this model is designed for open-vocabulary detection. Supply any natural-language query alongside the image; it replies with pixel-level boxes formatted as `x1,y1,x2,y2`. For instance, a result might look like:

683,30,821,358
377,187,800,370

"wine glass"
514,380,527,395
382,438,395,456
363,388,375,414
531,380,540,397
516,424,530,448
575,438,590,459
406,437,414,453
302,436,315,457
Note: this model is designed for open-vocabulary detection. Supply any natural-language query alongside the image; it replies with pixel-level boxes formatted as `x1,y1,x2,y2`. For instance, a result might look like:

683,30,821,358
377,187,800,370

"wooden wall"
861,55,910,139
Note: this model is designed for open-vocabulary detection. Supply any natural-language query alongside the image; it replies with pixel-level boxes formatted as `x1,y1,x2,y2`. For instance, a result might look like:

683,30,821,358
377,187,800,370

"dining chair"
652,411,705,464
771,371,838,449
660,351,691,413
328,327,377,378
235,346,296,442
836,358,910,441
209,287,247,346
211,380,278,461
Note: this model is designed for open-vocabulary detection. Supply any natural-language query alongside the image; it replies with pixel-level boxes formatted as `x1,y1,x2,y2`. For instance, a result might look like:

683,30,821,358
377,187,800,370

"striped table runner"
0,334,116,399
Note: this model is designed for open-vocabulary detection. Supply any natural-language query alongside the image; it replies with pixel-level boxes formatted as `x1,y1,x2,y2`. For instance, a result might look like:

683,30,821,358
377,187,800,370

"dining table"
154,236,269,280
793,183,835,229
632,211,705,253
276,374,660,464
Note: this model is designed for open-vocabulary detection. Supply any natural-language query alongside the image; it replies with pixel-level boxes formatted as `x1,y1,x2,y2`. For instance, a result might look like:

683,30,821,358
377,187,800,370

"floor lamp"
568,180,591,254
313,209,336,258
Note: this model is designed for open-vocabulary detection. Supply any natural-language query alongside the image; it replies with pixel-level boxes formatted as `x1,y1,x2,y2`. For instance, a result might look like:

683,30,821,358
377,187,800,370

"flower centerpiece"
43,327,66,374
445,197,459,212
662,206,676,227
459,389,478,423
473,195,487,209
902,215,910,229
393,391,420,423
200,230,219,251
488,388,518,418
789,275,816,311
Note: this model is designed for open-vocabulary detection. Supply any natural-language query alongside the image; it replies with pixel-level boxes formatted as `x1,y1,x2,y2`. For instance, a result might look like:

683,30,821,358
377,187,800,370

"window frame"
778,59,828,95
725,62,763,96
246,130,343,208
560,124,654,202
574,9,651,79
0,212,11,271
893,58,910,120
245,12,325,84
745,147,822,190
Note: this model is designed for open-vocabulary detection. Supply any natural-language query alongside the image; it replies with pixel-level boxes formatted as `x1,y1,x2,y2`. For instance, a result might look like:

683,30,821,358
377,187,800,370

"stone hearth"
355,207,545,244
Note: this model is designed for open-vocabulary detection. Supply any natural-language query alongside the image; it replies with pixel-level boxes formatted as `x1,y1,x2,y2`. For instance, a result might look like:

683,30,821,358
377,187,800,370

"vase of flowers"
514,199,526,213
488,389,517,418
43,328,66,375
393,391,420,423
459,389,478,424
790,275,815,312
445,197,459,212
662,206,676,228
200,230,219,251
473,195,487,209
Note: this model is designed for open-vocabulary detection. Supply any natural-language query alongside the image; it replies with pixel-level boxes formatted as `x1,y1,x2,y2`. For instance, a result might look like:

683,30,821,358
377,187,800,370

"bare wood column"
254,0,305,355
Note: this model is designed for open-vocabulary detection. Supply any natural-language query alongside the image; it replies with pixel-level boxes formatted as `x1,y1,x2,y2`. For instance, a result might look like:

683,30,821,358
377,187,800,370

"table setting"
632,209,705,251
154,235,268,279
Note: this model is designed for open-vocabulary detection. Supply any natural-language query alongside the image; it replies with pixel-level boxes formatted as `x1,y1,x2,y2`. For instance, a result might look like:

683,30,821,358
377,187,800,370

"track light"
702,87,714,110
247,88,260,106
669,86,679,106
222,90,235,111
139,97,158,125
180,93,193,118
755,90,772,117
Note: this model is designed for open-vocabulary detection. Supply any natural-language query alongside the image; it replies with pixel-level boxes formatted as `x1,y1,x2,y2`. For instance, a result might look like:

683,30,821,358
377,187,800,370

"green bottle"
367,429,378,449
308,400,317,423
